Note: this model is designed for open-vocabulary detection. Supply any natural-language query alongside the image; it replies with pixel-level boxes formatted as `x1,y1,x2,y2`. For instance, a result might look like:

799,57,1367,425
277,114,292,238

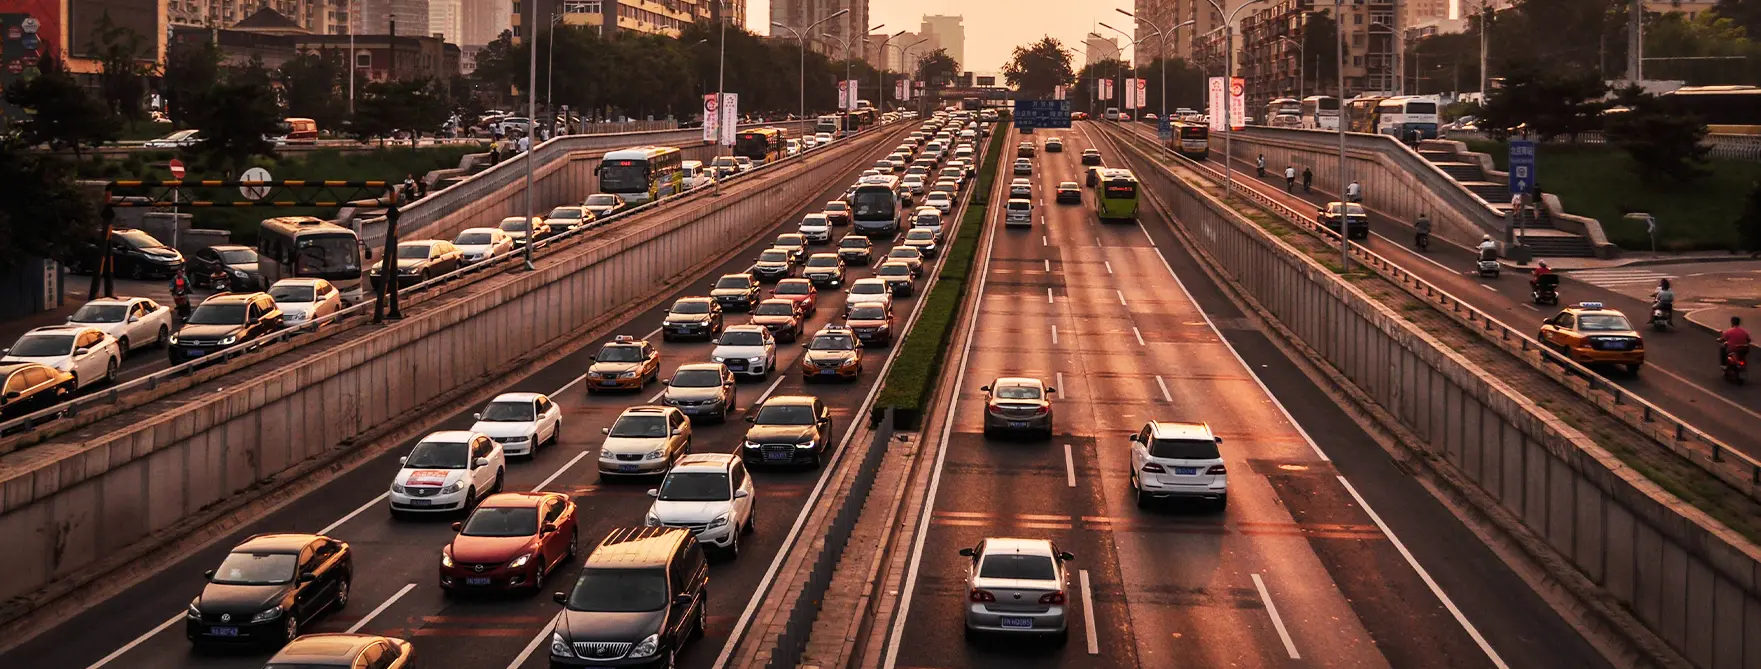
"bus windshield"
291,233,359,277
599,161,648,192
851,188,896,219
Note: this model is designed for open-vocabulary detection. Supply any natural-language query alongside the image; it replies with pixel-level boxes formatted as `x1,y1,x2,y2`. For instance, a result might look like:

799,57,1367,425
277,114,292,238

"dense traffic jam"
158,108,999,668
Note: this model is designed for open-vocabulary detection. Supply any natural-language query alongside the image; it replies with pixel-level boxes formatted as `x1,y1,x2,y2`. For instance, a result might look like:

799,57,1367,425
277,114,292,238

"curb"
1516,254,1759,271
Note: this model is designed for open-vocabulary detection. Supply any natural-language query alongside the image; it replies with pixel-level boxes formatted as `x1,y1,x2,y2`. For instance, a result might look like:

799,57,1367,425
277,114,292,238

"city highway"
0,122,956,669
1152,125,1761,458
883,123,1609,669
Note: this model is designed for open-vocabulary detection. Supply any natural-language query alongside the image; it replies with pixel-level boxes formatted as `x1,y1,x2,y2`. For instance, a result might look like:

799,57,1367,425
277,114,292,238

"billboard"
1,4,61,123
1207,76,1245,130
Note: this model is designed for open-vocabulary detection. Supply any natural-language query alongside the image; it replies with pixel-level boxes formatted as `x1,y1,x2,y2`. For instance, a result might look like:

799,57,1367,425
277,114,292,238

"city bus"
1300,95,1340,131
842,109,877,136
597,146,685,205
849,175,902,236
1264,98,1302,127
816,114,842,135
734,127,787,166
1659,85,1761,134
1169,122,1210,159
1373,96,1441,140
1096,169,1140,222
257,217,363,285
1345,96,1387,134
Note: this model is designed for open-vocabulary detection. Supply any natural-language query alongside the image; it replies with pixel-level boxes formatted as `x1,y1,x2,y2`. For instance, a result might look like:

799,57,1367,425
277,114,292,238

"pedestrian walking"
1346,180,1362,203
517,135,530,154
1284,165,1297,192
1301,166,1313,193
1256,154,1267,178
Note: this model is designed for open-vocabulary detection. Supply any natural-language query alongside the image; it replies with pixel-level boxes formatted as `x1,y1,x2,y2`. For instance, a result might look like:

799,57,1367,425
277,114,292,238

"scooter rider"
1721,316,1752,366
1477,234,1497,255
1413,213,1433,249
1256,154,1266,178
1529,260,1552,290
1652,278,1676,322
169,268,192,323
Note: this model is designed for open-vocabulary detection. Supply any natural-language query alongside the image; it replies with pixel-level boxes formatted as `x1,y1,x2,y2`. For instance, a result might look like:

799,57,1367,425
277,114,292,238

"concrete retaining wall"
0,126,902,610
1115,133,1761,669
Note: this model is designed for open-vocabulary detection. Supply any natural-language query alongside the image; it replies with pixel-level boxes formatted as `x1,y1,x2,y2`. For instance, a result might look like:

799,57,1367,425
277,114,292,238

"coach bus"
1264,98,1302,127
1168,122,1210,159
1096,169,1141,222
1373,96,1441,140
1345,96,1386,134
257,217,363,286
597,146,685,205
849,175,902,236
734,127,787,166
1300,95,1340,131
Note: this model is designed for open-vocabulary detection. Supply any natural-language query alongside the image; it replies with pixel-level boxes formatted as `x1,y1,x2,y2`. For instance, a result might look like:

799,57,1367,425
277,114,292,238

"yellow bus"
735,127,787,166
598,146,685,205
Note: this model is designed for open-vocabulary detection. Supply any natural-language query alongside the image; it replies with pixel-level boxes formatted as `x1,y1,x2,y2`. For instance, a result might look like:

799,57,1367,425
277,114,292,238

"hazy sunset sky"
749,0,1138,73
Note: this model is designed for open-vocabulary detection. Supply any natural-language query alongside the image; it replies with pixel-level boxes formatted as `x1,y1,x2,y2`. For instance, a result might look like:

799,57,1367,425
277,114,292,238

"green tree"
1301,11,1342,95
1643,9,1760,85
4,55,118,158
915,48,961,88
86,13,154,120
279,51,348,131
1075,58,1129,113
1004,37,1075,100
0,135,102,269
1479,60,1607,141
351,79,449,146
1604,84,1711,184
187,61,281,173
1713,0,1761,38
1137,58,1207,116
162,37,221,128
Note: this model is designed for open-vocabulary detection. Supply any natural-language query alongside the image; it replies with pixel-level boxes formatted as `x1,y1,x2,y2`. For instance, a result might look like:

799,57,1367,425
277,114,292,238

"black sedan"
662,297,723,341
188,244,265,291
186,533,353,648
741,395,834,468
1317,201,1371,239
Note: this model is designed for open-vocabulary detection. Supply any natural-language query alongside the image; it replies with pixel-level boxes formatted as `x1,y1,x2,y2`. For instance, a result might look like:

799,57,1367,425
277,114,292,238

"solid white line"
555,370,593,395
1064,444,1077,488
1047,287,1055,304
320,492,390,535
644,325,663,340
1480,284,1498,292
1051,325,1059,345
1155,375,1173,402
532,450,589,491
1369,231,1461,275
1136,219,1158,246
1522,304,1540,311
753,373,786,406
647,386,667,403
83,614,183,669
503,617,556,669
1252,573,1301,659
1132,326,1146,346
1079,569,1100,655
1117,290,1127,306
346,582,417,634
1055,372,1066,397
1104,261,1113,275
1337,476,1510,668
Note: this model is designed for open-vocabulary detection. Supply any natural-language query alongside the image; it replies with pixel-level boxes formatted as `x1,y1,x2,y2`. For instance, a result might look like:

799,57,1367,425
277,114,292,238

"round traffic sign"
168,159,185,179
240,167,273,199
705,95,718,113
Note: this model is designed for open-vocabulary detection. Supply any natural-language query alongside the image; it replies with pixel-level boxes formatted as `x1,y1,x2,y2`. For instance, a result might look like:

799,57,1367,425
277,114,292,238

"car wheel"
1214,494,1229,512
282,614,299,643
157,325,170,347
128,262,147,280
333,579,350,610
104,357,119,384
529,555,546,595
462,489,477,514
692,597,708,639
1052,626,1069,647
1135,484,1152,510
492,468,505,493
725,528,740,559
566,527,579,560
117,336,130,357
743,504,756,534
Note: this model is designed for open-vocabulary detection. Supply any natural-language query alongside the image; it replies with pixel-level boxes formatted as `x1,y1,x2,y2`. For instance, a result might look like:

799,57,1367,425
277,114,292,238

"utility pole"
1479,0,1490,97
523,0,536,271
1336,0,1349,271
1628,0,1644,81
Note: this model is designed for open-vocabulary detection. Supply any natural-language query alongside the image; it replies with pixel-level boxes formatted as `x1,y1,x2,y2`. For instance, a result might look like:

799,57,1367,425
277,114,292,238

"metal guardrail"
0,122,891,441
1445,128,1761,163
1102,124,1761,501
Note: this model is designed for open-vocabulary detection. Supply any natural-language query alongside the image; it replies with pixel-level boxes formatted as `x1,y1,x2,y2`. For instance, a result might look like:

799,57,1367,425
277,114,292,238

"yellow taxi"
1538,302,1646,374
800,325,864,382
586,335,661,392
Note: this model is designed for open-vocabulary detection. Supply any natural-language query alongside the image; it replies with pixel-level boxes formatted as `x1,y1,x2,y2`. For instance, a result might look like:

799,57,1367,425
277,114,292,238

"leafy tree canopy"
3,55,118,158
0,136,102,269
1004,37,1075,100
1603,84,1711,184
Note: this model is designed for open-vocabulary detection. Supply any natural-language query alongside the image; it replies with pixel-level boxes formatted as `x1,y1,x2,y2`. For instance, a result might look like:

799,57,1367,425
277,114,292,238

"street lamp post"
715,2,727,194
523,0,537,270
891,38,929,113
1116,10,1196,135
870,30,907,111
1335,0,1349,271
772,9,851,131
546,9,562,136
821,24,881,118
1203,0,1269,196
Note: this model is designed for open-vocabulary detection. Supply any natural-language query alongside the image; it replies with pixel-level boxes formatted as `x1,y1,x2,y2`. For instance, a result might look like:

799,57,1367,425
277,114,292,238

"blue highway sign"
1014,100,1072,129
1508,140,1536,194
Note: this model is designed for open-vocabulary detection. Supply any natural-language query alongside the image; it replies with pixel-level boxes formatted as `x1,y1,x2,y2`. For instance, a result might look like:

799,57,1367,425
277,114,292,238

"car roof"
994,377,1044,387
778,277,815,285
675,296,713,304
0,361,54,375
619,405,673,417
459,226,501,235
762,394,817,407
671,453,737,472
478,491,557,508
420,430,482,443
1146,420,1216,441
1058,182,1079,188
722,324,768,333
981,537,1055,557
808,252,841,259
271,278,325,287
209,244,252,252
491,392,544,402
585,526,692,568
270,633,386,662
852,277,887,285
25,325,93,336
82,296,148,306
234,532,322,553
675,362,728,373
201,292,264,304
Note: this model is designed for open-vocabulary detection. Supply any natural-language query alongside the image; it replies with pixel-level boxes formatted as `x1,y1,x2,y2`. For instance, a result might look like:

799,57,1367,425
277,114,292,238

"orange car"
586,335,660,392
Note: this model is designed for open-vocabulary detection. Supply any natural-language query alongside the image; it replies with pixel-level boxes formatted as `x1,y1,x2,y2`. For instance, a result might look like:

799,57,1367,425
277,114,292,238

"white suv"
1004,199,1033,227
1127,421,1228,510
389,431,506,517
645,453,756,557
798,213,832,244
711,325,778,379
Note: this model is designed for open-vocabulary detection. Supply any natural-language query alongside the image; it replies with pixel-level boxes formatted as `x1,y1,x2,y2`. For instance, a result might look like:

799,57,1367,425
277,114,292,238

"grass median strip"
874,129,1006,429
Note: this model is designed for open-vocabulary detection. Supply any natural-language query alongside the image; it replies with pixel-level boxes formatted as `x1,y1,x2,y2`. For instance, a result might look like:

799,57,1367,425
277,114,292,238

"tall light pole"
1204,0,1270,195
820,24,882,117
546,9,562,136
715,1,727,194
887,37,929,113
347,0,355,115
522,0,537,271
1479,0,1491,97
1335,0,1349,271
1276,36,1303,99
871,30,907,111
1116,9,1195,132
772,8,850,128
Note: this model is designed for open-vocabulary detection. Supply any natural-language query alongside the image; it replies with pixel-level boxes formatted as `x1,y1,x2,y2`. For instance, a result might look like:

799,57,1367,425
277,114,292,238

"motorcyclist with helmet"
1651,278,1676,326
1721,316,1752,368
1413,213,1432,250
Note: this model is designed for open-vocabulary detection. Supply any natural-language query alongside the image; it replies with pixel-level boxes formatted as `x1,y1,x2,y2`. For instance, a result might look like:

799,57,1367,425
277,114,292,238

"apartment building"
429,0,459,42
1085,34,1121,67
461,0,510,45
353,0,430,37
168,0,349,34
1230,0,1397,116
769,0,870,60
920,14,963,67
511,0,697,42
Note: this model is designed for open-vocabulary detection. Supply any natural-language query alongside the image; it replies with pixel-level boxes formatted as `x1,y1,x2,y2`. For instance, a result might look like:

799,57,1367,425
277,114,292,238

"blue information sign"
1013,100,1072,129
1508,140,1537,194
1157,114,1173,141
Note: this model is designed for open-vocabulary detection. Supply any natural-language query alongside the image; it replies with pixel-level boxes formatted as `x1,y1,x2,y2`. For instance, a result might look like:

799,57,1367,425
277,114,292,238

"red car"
772,278,819,318
823,200,851,226
440,492,577,594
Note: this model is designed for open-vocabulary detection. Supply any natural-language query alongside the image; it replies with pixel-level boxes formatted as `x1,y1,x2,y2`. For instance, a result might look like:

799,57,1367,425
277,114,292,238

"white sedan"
923,191,955,215
711,325,778,379
388,431,506,516
269,278,343,324
845,278,895,313
2,325,122,390
469,392,563,457
65,296,172,355
454,227,516,263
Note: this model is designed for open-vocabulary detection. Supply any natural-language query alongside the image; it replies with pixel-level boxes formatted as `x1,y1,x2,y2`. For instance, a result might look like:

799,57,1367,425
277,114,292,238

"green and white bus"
1095,169,1140,222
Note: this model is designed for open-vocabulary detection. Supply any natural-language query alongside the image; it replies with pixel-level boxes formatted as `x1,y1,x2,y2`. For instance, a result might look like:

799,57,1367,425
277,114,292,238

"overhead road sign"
1013,100,1071,129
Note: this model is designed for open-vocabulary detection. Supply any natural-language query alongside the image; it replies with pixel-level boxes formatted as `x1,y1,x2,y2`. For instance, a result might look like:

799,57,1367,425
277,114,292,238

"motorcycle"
1414,232,1430,251
1650,304,1673,331
1531,273,1559,305
1475,247,1501,278
1725,345,1750,385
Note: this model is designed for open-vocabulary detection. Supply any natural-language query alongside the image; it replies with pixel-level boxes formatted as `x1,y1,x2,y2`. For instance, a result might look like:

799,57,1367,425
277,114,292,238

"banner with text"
1207,77,1226,131
1124,80,1136,109
1133,79,1148,109
1054,85,1066,101
702,94,720,143
1229,77,1244,129
844,80,860,111
719,93,738,146
895,79,906,100
1100,78,1114,102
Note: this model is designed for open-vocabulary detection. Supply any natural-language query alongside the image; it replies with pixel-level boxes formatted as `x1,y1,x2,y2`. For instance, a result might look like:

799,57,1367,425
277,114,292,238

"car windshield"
754,302,795,316
715,276,752,290
755,403,816,425
405,441,469,468
549,208,584,219
916,215,940,227
720,330,766,346
609,414,667,438
840,238,867,248
825,202,847,212
775,282,811,295
658,472,731,502
455,232,494,245
268,284,316,302
1579,314,1634,332
398,243,435,258
566,568,668,612
218,249,257,264
597,345,645,362
851,282,886,295
776,235,804,246
70,304,128,323
460,506,538,537
806,256,840,267
9,334,74,357
1149,438,1221,459
759,250,790,262
995,385,1042,399
480,400,535,421
906,230,934,240
879,265,910,277
210,552,297,585
849,305,886,320
115,229,165,249
187,303,248,325
802,216,827,226
671,369,722,387
586,194,620,206
928,194,950,203
979,553,1055,580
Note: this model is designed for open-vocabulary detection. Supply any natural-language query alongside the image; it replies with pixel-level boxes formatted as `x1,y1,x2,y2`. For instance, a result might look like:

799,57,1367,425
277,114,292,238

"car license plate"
682,406,702,413
619,465,638,472
819,369,837,375
764,450,791,461
1000,617,1033,629
601,380,619,386
188,349,206,357
1607,341,1629,350
408,498,431,506
465,577,491,586
209,626,238,637
1174,467,1199,475
1008,421,1028,428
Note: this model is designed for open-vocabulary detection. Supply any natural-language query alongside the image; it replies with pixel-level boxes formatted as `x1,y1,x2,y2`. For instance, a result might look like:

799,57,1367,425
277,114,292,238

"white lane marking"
647,386,667,403
1117,290,1127,306
1132,326,1146,346
320,492,390,535
1369,231,1460,274
83,614,183,669
1105,261,1114,275
1064,443,1077,488
1095,236,1104,248
1045,258,1052,273
1522,304,1540,311
1337,476,1510,668
1047,287,1055,304
1480,284,1498,292
753,373,787,406
1042,235,1049,247
1051,325,1059,345
1649,360,1761,422
1252,573,1301,659
532,451,589,491
503,617,556,669
1055,372,1066,397
644,325,663,340
1079,569,1100,655
1154,375,1173,402
1135,219,1158,246
346,582,417,634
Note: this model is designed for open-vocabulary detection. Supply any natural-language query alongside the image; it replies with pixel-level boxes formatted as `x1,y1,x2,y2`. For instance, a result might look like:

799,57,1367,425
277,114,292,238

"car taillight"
1206,464,1227,475
969,588,996,603
1141,462,1166,473
1039,591,1066,605
1033,405,1050,415
987,404,1005,415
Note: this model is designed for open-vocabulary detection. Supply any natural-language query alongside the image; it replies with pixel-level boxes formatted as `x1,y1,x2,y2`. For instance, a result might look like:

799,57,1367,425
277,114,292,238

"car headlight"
630,633,661,659
441,480,465,494
232,269,248,278
742,441,761,449
795,438,817,449
441,551,454,568
645,449,665,460
711,356,725,363
550,631,575,658
503,435,529,443
707,513,730,529
168,333,179,345
619,371,638,379
645,511,660,526
187,600,201,619
840,358,859,369
748,356,764,363
391,482,407,494
507,553,532,569
250,606,283,623
218,335,238,346
599,449,616,461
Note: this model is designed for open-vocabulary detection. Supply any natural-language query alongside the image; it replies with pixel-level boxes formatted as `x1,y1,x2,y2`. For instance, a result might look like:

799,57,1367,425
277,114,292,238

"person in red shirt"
1721,316,1752,366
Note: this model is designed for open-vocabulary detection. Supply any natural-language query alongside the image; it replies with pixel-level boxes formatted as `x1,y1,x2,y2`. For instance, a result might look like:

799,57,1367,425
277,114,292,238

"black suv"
169,292,284,364
550,527,707,668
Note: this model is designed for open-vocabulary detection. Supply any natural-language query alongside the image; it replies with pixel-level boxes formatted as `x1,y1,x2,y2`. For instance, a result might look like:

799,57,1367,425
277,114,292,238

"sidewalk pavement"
1510,251,1759,271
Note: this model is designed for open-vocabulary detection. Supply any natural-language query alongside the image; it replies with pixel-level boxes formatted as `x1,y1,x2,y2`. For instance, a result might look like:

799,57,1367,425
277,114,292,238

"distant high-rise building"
167,0,348,34
461,0,510,45
1129,0,1253,64
513,0,694,42
354,0,430,36
770,1,870,61
919,14,963,68
429,0,460,41
1084,35,1121,67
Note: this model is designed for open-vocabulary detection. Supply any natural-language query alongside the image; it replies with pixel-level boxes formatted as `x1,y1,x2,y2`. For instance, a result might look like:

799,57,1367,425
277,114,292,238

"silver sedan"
960,537,1074,642
980,377,1056,439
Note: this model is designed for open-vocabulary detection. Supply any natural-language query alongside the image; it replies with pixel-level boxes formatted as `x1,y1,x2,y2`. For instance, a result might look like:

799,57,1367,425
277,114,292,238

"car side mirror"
958,547,975,557
128,315,140,323
75,347,91,355
744,415,757,423
1128,434,1141,443
710,338,720,345
553,591,569,605
979,386,990,392
671,427,684,436
204,568,216,580
647,488,660,497
1046,387,1057,394
588,355,597,361
541,523,558,534
734,489,750,499
1058,551,1076,561
661,379,670,386
299,572,317,583
472,412,483,420
1214,437,1224,444
473,457,490,468
3,391,19,400
674,593,693,607
451,521,464,532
